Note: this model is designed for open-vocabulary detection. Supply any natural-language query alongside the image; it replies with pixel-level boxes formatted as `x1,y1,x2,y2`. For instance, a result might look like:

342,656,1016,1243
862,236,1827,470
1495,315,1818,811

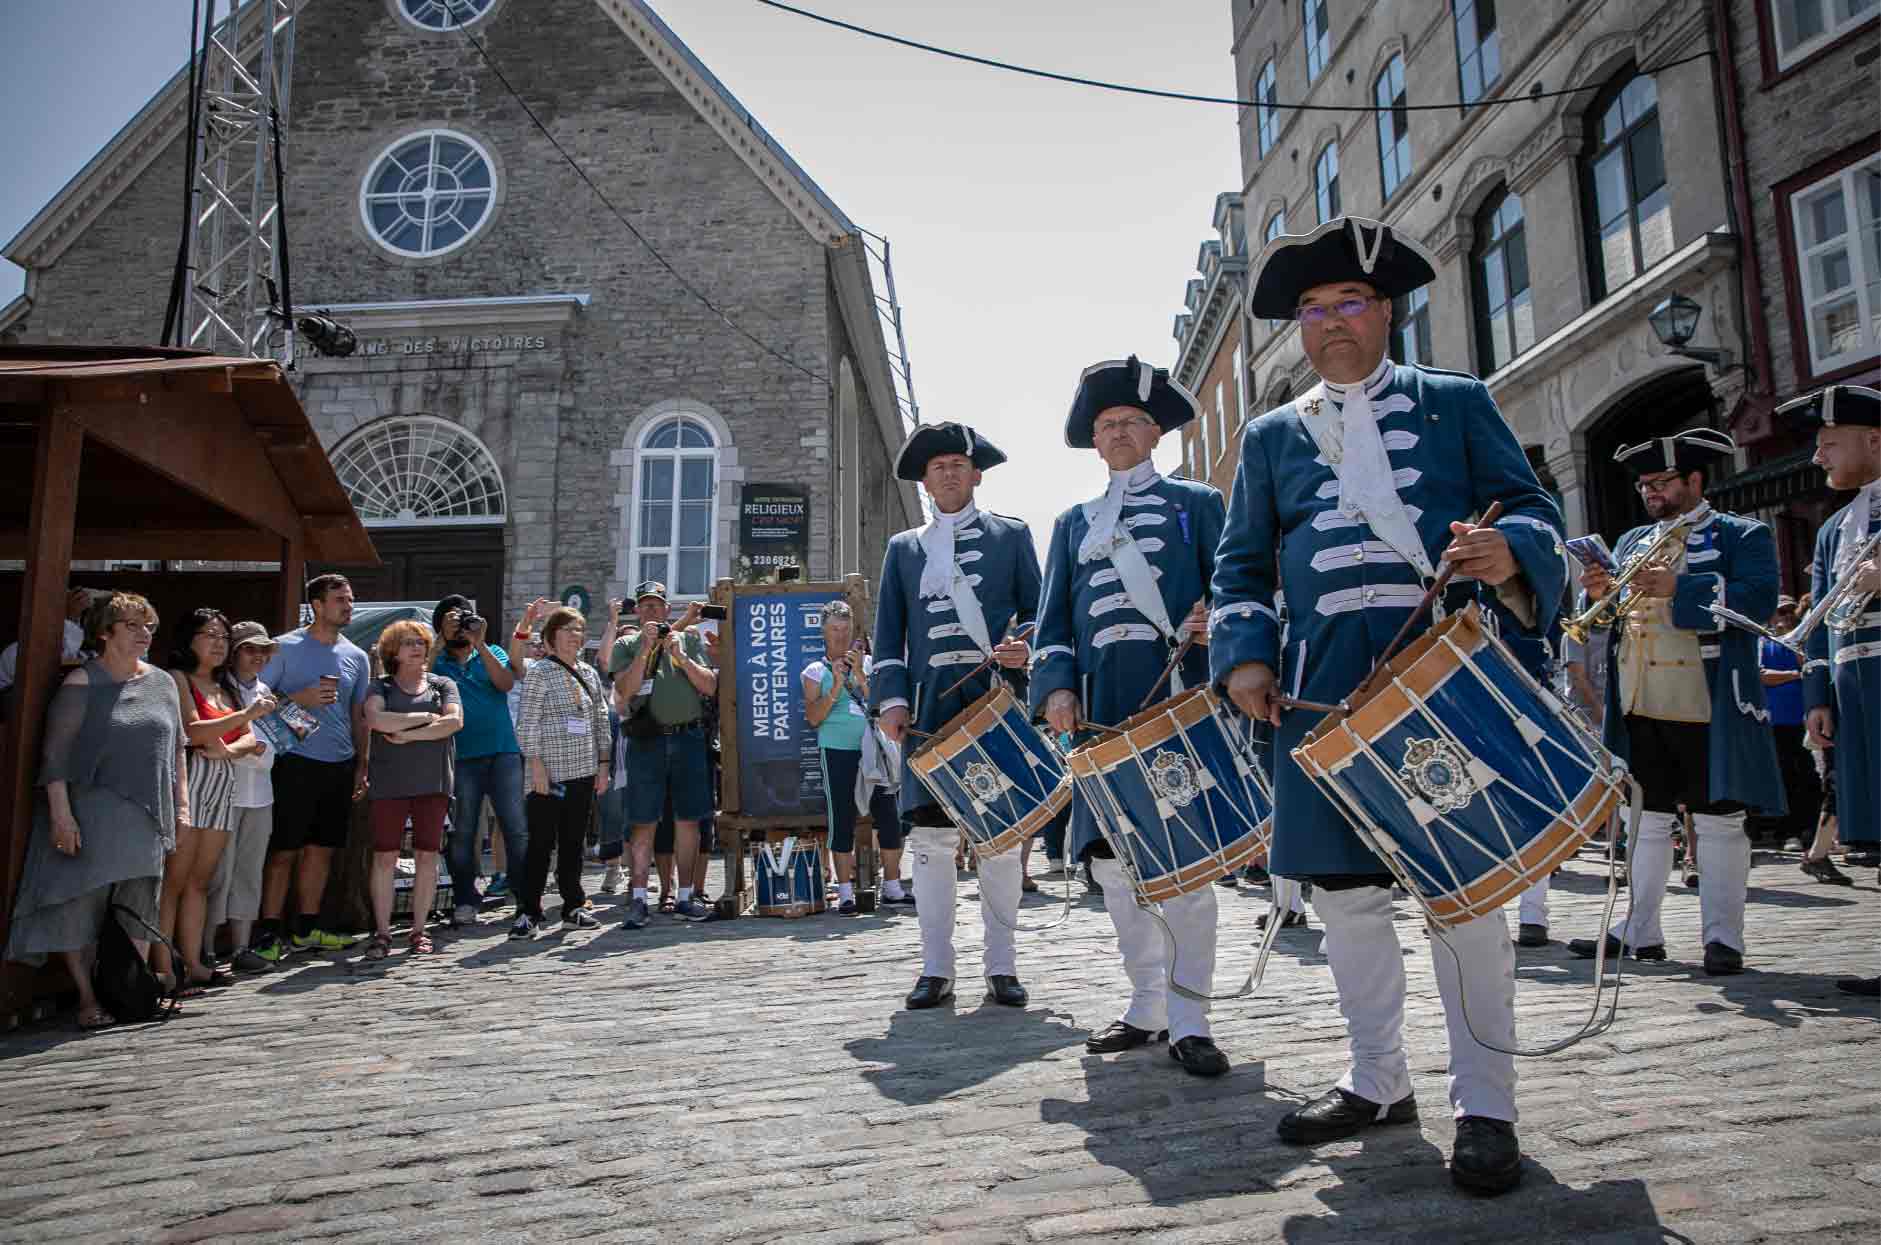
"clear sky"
0,0,1244,547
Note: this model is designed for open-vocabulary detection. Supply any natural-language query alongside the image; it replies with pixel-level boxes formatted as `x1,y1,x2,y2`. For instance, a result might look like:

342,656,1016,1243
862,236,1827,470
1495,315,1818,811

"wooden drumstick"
1273,695,1344,714
1136,632,1199,715
1074,719,1127,738
1354,501,1506,699
940,622,1038,701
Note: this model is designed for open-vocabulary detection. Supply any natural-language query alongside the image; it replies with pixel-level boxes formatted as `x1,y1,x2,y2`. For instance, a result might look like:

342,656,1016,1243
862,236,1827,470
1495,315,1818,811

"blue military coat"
1804,491,1879,844
871,509,1043,815
1601,508,1786,816
1031,473,1226,859
1209,362,1568,878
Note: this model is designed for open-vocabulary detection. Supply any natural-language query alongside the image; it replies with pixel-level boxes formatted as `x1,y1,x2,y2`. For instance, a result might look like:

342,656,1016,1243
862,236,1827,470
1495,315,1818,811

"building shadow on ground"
843,1002,1088,1106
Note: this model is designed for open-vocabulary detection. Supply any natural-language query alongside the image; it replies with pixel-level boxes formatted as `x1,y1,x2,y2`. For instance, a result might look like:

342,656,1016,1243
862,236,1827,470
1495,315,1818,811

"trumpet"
1708,528,1881,655
1561,512,1700,644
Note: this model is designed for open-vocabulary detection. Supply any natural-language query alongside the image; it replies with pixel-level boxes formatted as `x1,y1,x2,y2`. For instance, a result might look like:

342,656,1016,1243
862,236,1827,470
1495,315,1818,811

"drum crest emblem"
1398,738,1478,813
962,761,1003,802
1148,751,1200,809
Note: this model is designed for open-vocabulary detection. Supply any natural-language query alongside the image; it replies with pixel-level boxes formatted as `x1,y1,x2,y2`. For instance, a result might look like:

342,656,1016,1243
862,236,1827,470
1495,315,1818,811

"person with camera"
512,607,611,937
609,582,718,927
804,601,907,913
430,593,544,925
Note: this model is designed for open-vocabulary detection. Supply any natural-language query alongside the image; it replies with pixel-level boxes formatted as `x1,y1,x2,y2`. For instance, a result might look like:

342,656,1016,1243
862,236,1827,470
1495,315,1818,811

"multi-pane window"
1454,0,1502,104
361,130,496,258
1391,286,1433,367
1770,0,1879,70
1582,69,1672,301
400,0,494,30
1790,153,1881,376
1375,55,1412,200
1255,61,1280,158
635,415,717,597
1314,144,1341,223
1303,0,1332,82
1472,188,1534,373
1233,346,1248,427
331,415,505,525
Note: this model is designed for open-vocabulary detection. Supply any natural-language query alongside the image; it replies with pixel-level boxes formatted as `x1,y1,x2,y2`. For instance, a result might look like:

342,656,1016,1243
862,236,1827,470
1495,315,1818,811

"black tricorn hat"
1613,428,1738,478
1247,215,1439,320
894,421,1007,482
1776,383,1880,429
1064,356,1199,449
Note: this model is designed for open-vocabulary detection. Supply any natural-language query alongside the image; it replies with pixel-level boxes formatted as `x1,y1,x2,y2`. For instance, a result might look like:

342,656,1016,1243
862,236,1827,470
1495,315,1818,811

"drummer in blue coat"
1211,215,1568,1196
1566,429,1784,977
872,422,1042,1012
1783,384,1880,998
1032,356,1230,1077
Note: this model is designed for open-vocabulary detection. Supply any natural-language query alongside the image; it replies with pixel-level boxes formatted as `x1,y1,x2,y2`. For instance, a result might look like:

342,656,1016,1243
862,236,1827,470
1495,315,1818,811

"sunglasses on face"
1294,296,1378,324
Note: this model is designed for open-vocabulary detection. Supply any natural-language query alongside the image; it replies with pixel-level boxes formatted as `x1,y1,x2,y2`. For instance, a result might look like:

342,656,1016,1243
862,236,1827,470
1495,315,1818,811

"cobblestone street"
0,851,1875,1244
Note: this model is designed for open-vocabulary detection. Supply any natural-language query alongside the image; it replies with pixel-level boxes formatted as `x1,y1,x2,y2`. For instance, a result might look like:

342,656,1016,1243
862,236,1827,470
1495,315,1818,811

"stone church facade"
2,0,919,622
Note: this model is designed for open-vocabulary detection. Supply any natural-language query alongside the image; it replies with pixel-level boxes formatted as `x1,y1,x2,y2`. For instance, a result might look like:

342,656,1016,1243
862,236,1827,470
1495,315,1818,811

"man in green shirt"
609,581,718,926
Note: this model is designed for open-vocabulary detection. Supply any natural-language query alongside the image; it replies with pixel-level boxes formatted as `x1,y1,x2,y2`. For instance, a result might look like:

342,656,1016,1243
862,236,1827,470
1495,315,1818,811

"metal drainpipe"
1707,0,1775,410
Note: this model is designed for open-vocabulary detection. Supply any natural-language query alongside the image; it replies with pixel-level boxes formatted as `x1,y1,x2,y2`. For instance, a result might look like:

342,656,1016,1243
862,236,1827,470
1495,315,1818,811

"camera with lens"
456,610,485,634
655,622,672,638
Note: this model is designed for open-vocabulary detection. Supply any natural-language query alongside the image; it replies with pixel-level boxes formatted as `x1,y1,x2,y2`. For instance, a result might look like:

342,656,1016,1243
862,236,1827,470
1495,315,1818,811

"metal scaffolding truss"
183,0,299,362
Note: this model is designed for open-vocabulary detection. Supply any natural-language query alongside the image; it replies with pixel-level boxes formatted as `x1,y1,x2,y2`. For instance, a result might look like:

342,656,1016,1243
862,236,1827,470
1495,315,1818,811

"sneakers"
485,872,510,898
838,898,858,915
601,863,625,894
251,933,290,964
291,927,360,953
508,914,537,940
452,903,478,928
623,898,651,929
880,888,916,906
1782,837,1805,853
564,907,601,930
229,947,271,974
672,897,711,922
1800,856,1854,885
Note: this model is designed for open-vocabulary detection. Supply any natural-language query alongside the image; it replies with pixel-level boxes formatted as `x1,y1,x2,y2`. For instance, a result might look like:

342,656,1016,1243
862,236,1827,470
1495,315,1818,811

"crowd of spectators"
1,576,919,1030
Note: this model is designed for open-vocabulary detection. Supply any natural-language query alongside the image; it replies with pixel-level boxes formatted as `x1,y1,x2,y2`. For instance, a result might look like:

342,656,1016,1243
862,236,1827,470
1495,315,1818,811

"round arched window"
331,416,506,525
399,0,495,32
360,129,496,258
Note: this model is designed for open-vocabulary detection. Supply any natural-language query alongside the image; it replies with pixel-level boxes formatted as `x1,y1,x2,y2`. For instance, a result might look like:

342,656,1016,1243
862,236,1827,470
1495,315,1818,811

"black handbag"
92,884,180,1023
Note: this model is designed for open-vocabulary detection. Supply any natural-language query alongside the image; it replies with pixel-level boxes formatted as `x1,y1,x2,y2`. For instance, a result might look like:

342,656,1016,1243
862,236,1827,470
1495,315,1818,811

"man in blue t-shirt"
431,593,547,923
1758,598,1825,864
252,574,373,961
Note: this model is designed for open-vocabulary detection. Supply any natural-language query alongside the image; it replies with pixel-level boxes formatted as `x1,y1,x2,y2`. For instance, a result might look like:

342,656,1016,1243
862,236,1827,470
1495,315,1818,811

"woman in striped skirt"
159,608,276,993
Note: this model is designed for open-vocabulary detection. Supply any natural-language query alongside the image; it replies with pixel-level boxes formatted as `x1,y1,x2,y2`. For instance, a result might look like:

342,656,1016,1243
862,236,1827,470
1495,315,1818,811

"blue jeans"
448,752,529,904
597,785,628,861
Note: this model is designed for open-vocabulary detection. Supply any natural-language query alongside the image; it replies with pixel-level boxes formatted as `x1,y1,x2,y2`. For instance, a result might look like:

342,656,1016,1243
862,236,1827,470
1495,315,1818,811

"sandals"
408,930,436,955
363,932,393,961
187,968,236,990
76,1006,116,1031
155,972,206,999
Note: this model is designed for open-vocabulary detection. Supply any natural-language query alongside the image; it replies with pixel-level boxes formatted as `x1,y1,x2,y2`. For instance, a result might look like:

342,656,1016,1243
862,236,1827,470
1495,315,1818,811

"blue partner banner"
734,592,832,819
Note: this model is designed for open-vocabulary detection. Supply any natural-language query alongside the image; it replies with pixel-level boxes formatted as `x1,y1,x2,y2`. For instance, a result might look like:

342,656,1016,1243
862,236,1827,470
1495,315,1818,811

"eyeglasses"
1294,296,1378,324
1636,472,1683,494
1093,415,1158,439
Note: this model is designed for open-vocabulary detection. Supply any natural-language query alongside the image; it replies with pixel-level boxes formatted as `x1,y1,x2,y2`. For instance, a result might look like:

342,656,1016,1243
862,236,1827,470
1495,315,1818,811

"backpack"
92,887,180,1023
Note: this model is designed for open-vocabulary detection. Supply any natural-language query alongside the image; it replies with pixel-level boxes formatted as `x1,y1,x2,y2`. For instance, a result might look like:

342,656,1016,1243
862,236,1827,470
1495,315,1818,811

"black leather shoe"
1835,975,1880,998
1085,1020,1166,1053
985,975,1028,1007
1567,934,1665,962
1451,1116,1522,1195
1800,856,1854,885
1214,873,1240,888
1516,923,1549,947
1256,909,1307,931
1081,863,1103,896
1276,1086,1417,1144
905,976,954,1009
1169,1035,1230,1078
1242,864,1270,884
1703,941,1744,976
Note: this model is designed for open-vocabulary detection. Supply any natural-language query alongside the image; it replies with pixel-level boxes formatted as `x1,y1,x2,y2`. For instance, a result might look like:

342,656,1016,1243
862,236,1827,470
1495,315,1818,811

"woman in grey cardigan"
4,592,188,1030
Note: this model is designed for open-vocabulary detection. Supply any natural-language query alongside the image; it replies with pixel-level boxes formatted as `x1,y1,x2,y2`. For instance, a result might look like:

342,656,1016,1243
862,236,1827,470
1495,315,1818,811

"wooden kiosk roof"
1,346,377,1013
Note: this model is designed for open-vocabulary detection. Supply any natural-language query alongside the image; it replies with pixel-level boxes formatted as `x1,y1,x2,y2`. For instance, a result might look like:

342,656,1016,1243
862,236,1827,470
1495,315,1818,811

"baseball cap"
229,620,278,650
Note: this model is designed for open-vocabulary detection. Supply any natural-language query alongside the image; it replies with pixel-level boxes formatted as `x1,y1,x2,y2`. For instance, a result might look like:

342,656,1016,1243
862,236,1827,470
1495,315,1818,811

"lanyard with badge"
547,656,592,737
